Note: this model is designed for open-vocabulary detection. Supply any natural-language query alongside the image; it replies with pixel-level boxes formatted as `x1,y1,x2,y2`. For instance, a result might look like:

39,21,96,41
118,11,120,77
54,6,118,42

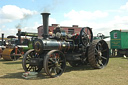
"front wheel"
22,49,43,72
88,40,109,69
43,50,66,78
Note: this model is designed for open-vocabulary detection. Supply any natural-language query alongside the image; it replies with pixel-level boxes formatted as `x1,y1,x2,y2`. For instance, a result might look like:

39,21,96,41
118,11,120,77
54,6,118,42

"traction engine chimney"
41,13,50,39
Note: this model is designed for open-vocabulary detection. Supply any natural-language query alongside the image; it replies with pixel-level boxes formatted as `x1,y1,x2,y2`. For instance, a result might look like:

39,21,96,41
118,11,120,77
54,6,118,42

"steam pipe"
1,33,4,45
18,29,21,45
41,13,50,39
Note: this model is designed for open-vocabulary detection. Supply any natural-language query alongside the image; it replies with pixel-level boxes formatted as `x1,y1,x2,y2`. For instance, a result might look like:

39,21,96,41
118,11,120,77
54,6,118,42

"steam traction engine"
22,13,109,78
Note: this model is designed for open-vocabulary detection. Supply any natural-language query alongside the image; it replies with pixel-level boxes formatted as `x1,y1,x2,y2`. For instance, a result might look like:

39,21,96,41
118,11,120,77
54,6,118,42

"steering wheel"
79,27,93,46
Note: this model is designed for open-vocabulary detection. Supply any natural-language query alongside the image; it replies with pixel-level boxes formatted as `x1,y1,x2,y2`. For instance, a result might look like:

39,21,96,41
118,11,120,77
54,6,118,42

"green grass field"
0,57,128,85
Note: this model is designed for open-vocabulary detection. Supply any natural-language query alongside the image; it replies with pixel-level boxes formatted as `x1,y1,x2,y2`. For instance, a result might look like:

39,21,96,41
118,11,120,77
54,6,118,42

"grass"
0,57,128,85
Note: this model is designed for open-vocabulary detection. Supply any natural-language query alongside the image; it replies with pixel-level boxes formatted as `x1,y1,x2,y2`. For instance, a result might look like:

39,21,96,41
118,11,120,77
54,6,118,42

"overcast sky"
0,0,128,37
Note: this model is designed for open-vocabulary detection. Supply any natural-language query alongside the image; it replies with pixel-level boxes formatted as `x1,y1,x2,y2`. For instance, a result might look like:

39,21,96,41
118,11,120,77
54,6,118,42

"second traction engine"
22,13,109,78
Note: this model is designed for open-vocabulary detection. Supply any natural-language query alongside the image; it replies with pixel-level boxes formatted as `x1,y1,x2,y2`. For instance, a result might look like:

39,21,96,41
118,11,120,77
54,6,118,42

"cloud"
0,17,57,37
0,5,37,24
60,7,128,36
61,10,109,27
91,15,128,36
60,10,109,35
64,10,108,21
49,17,57,25
61,1,128,36
0,22,40,37
120,2,128,10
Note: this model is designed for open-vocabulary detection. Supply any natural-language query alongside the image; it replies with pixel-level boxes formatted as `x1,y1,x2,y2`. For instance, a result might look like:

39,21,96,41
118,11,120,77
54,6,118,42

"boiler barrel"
34,39,71,53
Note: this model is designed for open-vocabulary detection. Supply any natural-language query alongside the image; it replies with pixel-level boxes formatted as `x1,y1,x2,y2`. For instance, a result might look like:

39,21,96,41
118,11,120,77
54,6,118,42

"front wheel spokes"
57,66,63,71
48,64,55,68
49,67,57,75
48,58,63,74
32,66,36,72
44,50,66,78
29,53,34,58
29,51,37,58
22,49,43,72
54,67,57,75
27,65,32,71
26,55,31,61
27,65,39,72
49,66,63,76
49,58,55,63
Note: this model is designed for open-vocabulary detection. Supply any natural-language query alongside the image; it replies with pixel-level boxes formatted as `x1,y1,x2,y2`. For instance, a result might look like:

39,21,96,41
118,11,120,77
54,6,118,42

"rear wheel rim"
88,40,109,69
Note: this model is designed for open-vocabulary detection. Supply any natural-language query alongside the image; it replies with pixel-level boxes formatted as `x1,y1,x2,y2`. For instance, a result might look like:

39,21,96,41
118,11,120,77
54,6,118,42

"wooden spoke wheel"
43,50,66,78
88,40,109,69
22,49,42,72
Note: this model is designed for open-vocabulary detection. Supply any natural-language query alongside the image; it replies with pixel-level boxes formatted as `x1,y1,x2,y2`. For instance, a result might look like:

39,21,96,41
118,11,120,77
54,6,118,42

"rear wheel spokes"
101,49,108,52
88,40,109,69
98,60,103,66
95,42,107,65
97,43,102,50
101,56,107,60
95,48,98,55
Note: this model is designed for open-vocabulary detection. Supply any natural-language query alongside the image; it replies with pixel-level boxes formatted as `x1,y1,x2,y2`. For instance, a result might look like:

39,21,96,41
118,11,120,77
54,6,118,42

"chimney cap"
41,13,50,15
18,29,21,31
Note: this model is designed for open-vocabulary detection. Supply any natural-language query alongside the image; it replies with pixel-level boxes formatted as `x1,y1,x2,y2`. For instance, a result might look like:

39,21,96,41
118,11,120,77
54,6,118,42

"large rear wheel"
88,40,109,69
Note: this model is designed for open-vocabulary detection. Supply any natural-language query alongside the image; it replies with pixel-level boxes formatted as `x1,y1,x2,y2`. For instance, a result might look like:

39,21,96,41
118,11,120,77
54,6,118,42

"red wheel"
43,50,66,78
